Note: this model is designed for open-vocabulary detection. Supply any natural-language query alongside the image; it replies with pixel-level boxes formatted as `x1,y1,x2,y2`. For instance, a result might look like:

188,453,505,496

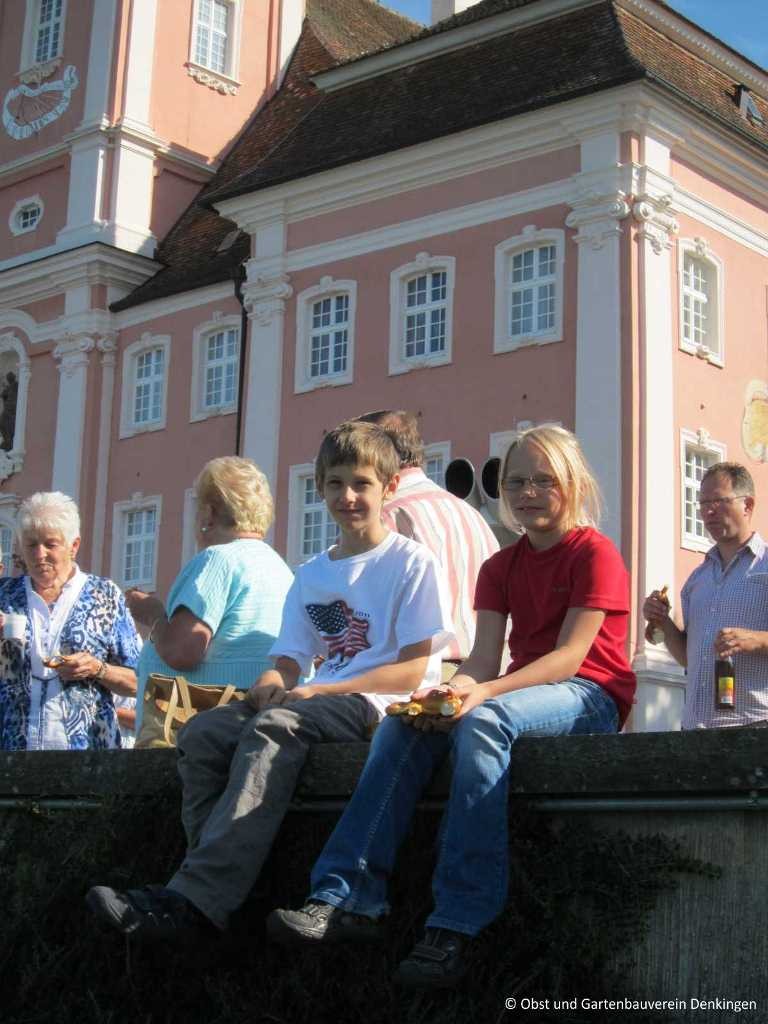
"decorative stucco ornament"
3,65,79,140
742,380,768,462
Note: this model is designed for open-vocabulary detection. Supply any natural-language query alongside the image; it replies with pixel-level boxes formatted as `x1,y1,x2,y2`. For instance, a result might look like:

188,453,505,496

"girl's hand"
407,681,489,732
447,681,490,721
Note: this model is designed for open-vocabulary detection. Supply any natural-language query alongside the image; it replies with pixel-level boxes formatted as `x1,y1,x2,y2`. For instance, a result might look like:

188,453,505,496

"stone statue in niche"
0,372,18,452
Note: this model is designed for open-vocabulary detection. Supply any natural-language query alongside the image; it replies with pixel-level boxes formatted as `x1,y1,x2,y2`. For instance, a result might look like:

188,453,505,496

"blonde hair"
195,457,274,536
16,491,81,548
315,421,400,491
498,425,602,533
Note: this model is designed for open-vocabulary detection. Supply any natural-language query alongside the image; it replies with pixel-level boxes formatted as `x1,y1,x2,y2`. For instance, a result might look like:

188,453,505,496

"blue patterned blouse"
0,574,141,751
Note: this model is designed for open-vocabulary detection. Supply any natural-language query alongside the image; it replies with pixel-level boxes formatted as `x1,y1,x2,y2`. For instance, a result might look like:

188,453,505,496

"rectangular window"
35,0,64,64
194,0,230,74
310,295,349,379
510,245,556,338
425,453,445,487
683,445,716,541
404,271,447,359
123,508,157,587
301,477,338,558
134,349,165,426
682,255,709,349
204,329,239,409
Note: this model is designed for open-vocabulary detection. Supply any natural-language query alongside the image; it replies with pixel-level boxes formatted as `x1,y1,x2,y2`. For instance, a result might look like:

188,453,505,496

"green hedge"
0,794,716,1024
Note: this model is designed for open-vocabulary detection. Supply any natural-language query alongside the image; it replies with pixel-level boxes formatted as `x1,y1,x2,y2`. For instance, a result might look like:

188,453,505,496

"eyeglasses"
500,475,558,492
697,495,748,512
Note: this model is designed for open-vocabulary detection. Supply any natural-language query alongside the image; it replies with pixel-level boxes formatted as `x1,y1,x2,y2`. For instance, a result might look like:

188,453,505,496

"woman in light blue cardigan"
127,457,293,740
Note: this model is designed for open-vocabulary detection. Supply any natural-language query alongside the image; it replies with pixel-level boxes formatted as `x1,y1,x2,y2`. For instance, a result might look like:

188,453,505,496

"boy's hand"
245,682,289,711
283,684,318,702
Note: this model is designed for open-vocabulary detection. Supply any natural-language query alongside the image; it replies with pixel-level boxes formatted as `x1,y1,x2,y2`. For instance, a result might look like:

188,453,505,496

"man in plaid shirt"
644,462,768,728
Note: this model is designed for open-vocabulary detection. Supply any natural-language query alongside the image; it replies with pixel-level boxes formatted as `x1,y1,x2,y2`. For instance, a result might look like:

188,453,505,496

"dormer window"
738,85,764,126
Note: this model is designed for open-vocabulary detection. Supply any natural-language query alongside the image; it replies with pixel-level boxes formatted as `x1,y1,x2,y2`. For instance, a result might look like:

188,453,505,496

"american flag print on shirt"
306,600,371,671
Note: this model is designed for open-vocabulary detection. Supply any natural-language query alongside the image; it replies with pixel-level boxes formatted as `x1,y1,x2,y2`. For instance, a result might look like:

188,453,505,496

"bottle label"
717,676,735,707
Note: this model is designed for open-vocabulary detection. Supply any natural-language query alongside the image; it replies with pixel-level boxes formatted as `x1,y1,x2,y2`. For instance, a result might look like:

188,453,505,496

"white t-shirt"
271,531,454,718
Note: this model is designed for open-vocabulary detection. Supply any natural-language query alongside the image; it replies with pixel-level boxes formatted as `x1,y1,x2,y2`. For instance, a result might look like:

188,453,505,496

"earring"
200,526,209,534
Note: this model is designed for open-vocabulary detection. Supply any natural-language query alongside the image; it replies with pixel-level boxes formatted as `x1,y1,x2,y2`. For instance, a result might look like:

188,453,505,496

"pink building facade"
2,0,768,731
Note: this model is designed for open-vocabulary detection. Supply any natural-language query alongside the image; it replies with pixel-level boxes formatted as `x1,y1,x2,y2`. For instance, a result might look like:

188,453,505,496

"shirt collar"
395,467,428,491
705,532,765,565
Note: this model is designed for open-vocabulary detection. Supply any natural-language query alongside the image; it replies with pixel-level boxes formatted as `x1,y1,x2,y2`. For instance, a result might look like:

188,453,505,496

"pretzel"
386,688,463,719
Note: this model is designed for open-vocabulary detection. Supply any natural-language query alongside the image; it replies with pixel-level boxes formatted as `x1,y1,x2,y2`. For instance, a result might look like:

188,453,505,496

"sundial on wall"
2,65,78,140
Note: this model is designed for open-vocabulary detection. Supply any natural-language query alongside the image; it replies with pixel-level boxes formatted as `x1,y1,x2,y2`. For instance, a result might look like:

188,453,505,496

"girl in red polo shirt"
269,426,636,989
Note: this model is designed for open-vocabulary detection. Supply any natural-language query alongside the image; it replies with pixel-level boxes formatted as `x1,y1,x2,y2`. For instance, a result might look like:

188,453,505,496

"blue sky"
383,1,768,70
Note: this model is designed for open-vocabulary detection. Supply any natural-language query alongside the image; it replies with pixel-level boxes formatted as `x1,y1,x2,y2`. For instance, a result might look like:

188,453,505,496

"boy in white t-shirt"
86,421,453,943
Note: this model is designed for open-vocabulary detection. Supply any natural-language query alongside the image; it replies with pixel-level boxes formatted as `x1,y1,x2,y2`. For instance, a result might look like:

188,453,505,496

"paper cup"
3,613,26,643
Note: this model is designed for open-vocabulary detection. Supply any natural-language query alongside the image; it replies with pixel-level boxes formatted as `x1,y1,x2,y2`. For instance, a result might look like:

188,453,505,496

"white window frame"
389,254,455,376
678,238,725,366
111,494,162,591
181,487,198,567
120,334,171,439
494,227,564,353
680,429,727,553
423,441,451,488
187,0,243,90
190,314,240,421
9,195,44,237
287,462,340,568
20,0,67,72
295,278,357,394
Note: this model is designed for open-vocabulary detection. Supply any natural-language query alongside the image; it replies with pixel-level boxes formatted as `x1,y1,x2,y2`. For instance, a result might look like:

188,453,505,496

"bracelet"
149,615,166,644
94,659,107,681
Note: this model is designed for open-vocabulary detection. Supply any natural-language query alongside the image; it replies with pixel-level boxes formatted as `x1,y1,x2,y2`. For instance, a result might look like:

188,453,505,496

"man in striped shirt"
644,462,768,728
358,411,499,668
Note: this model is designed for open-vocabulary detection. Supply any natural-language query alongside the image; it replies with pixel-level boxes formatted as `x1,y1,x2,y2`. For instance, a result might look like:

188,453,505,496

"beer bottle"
714,655,736,710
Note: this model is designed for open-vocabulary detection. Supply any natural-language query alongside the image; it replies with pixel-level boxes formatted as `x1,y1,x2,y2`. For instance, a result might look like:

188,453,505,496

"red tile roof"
115,0,768,312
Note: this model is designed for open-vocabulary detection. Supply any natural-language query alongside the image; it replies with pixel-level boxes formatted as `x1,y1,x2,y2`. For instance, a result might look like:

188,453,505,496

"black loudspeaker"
444,457,478,502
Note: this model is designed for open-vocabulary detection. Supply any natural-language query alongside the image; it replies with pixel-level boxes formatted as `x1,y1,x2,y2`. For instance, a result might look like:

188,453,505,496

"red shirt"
474,527,636,725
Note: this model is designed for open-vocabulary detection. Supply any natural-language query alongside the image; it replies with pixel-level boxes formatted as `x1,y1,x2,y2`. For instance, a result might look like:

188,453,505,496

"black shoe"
85,884,214,943
392,927,470,990
267,900,385,946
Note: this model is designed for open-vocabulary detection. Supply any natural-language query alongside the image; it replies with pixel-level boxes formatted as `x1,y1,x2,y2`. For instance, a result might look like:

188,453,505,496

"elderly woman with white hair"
0,492,141,750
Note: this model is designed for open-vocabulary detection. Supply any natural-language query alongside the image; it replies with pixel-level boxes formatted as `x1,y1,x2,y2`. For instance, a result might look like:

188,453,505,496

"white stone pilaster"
566,134,630,546
122,0,158,134
57,132,110,249
631,141,685,729
90,335,118,574
81,0,119,129
240,269,292,500
52,334,95,501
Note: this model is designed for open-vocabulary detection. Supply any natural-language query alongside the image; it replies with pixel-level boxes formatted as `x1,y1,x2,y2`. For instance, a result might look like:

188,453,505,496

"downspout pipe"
233,262,248,456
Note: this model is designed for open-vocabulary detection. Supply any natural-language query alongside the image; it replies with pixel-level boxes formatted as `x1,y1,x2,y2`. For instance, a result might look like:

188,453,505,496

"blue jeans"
310,678,619,936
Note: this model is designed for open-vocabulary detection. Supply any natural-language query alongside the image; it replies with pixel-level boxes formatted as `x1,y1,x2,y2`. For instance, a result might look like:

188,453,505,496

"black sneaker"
267,900,385,946
85,884,214,943
392,927,470,989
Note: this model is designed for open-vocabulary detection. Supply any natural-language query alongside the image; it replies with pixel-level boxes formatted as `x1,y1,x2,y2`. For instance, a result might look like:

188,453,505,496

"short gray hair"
16,492,81,548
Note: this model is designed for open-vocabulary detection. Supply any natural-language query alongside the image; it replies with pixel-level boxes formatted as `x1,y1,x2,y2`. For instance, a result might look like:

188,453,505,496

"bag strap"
215,685,236,707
